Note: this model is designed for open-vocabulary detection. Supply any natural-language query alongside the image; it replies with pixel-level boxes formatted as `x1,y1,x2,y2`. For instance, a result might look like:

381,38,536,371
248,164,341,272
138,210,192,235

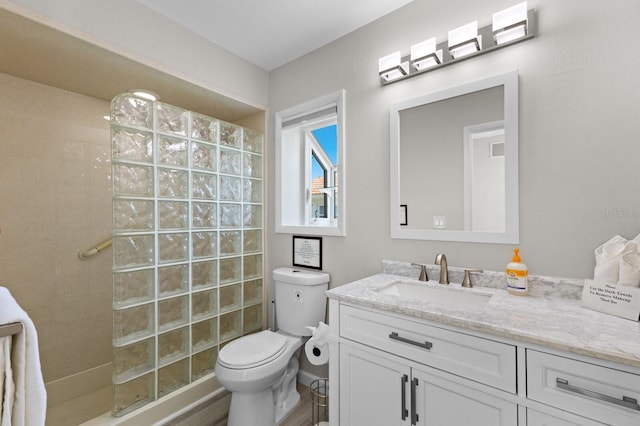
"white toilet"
215,267,330,426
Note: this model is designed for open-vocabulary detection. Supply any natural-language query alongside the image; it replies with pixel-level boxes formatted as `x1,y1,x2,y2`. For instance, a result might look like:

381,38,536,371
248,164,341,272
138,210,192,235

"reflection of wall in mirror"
399,86,504,230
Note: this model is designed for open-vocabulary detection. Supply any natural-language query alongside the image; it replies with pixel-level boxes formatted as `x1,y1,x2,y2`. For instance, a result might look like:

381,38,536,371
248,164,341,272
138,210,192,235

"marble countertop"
327,272,640,369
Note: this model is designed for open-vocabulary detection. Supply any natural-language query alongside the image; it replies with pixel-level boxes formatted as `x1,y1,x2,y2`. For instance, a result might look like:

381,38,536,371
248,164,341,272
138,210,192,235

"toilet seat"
218,330,288,369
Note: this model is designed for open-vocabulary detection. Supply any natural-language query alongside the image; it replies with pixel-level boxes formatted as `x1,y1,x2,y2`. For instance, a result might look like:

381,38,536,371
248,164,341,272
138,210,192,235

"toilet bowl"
214,267,330,426
215,330,304,425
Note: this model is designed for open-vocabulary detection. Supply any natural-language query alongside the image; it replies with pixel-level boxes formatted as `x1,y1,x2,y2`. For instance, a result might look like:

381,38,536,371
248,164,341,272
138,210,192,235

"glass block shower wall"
110,94,264,416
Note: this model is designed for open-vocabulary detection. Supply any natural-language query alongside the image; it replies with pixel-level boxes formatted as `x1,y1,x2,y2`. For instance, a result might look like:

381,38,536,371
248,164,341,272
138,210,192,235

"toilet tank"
273,267,330,336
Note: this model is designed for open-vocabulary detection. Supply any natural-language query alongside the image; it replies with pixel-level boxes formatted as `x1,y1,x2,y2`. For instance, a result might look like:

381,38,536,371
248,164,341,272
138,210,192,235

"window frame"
275,90,346,236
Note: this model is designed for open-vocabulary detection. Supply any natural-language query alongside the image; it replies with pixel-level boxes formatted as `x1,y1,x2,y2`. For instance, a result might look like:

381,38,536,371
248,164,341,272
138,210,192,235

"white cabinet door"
340,342,411,426
413,365,518,426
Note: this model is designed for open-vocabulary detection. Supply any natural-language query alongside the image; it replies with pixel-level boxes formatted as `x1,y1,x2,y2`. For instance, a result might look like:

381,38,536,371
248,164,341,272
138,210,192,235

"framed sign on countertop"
292,236,323,270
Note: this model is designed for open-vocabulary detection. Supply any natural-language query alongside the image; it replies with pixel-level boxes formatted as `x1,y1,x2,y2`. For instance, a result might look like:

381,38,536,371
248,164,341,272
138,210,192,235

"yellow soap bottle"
507,248,528,296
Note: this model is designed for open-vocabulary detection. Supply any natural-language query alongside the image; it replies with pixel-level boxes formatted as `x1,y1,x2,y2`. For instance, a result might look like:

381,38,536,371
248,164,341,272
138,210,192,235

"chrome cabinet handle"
411,377,419,425
556,378,640,411
389,331,433,350
401,374,408,420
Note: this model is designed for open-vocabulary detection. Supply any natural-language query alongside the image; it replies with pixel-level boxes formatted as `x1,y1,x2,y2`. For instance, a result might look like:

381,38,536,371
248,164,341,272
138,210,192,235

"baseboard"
46,362,112,407
296,369,324,388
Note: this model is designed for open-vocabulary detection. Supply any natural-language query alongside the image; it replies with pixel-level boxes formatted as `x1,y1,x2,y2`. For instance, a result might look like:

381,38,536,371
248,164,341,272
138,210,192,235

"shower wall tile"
158,168,189,199
113,372,155,416
113,303,155,345
158,295,189,332
219,122,241,148
192,260,217,290
191,347,218,381
192,317,218,351
158,135,188,167
113,269,154,307
112,94,153,129
243,129,263,154
191,113,218,143
112,127,153,163
113,337,155,383
156,103,188,136
158,359,189,398
158,327,189,367
158,264,189,297
191,141,216,171
109,97,264,413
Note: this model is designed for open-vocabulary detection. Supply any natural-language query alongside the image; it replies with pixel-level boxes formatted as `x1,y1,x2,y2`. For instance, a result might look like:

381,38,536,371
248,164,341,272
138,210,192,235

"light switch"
433,216,446,229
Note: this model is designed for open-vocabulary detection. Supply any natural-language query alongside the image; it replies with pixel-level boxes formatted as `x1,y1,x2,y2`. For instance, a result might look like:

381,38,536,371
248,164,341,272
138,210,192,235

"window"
275,90,345,236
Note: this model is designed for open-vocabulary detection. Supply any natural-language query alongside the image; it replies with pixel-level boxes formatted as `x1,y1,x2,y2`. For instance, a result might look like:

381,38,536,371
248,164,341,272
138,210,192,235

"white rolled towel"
619,251,640,287
593,235,628,283
618,235,640,287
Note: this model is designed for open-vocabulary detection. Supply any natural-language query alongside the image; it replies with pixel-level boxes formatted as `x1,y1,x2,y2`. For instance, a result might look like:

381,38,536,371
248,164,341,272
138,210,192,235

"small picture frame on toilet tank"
292,236,323,270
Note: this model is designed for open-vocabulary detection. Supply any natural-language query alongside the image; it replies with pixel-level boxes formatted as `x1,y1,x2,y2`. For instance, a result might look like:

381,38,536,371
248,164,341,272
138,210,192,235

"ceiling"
0,0,413,122
135,0,414,71
0,6,261,122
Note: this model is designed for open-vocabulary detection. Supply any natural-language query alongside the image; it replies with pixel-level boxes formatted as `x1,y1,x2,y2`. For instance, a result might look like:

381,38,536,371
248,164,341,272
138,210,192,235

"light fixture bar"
448,21,482,59
493,2,528,45
380,4,536,85
411,38,443,71
378,51,409,82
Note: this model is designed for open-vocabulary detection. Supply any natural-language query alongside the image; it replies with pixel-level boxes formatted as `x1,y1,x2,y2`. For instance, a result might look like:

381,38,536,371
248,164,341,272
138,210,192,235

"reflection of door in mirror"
464,121,505,233
399,86,504,231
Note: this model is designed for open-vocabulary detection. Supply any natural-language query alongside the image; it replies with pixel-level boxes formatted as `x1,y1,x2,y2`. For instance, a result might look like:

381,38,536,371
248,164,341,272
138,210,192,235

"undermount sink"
377,280,492,310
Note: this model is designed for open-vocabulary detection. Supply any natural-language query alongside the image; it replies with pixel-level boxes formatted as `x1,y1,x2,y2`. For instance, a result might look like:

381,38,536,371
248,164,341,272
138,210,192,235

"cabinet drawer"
339,305,516,393
527,350,640,426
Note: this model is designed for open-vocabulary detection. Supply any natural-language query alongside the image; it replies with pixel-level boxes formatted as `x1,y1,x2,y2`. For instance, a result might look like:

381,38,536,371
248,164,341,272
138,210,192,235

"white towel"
1,337,15,425
619,251,640,287
593,235,628,283
0,288,46,426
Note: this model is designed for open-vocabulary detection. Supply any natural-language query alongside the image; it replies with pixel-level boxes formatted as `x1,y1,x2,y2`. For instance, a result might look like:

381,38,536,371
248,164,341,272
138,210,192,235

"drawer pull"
401,374,408,420
556,378,640,411
389,331,433,350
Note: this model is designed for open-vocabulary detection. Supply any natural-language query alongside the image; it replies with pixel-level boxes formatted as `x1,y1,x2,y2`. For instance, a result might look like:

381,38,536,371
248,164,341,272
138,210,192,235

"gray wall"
267,0,640,293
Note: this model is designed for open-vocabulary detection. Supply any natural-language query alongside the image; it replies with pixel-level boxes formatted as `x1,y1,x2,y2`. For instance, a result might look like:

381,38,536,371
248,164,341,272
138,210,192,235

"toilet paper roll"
305,340,329,365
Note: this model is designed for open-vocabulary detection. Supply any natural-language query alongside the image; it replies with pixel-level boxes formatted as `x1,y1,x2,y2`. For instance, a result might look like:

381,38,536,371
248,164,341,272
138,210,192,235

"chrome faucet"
435,253,449,284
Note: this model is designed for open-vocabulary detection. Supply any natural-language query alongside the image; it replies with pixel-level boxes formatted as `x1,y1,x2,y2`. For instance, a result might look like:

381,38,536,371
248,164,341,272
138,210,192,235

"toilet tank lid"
273,267,330,285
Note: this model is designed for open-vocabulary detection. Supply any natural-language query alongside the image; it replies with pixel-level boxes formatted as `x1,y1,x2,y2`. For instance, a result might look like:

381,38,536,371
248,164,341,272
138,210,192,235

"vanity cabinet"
340,341,517,425
526,350,640,426
330,301,640,426
336,304,518,425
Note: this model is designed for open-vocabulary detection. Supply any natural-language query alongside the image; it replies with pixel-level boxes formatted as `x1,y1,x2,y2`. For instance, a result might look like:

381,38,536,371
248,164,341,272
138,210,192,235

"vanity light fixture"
411,38,443,71
493,2,528,45
128,89,160,101
448,21,482,59
378,51,409,82
378,2,535,85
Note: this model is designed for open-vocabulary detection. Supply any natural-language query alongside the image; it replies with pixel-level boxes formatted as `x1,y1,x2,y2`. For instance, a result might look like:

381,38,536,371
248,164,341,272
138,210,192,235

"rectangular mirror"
390,70,519,243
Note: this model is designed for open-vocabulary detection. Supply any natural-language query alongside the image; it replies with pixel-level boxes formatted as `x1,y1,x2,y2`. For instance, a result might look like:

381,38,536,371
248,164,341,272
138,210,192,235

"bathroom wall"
267,0,640,288
0,71,112,382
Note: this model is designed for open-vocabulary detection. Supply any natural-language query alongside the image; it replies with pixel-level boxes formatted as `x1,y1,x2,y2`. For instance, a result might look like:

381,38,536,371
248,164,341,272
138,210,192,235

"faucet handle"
462,269,483,288
411,263,429,281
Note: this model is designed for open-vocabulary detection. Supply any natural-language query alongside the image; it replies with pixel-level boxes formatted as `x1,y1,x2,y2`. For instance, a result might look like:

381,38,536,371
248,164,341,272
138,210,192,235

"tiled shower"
109,94,264,416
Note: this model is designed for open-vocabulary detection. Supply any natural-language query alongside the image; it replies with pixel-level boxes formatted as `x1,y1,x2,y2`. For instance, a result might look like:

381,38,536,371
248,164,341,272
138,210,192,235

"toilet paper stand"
310,378,329,426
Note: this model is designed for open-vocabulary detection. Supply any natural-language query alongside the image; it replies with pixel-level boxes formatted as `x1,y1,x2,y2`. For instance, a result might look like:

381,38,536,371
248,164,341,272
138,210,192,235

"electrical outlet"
433,216,446,229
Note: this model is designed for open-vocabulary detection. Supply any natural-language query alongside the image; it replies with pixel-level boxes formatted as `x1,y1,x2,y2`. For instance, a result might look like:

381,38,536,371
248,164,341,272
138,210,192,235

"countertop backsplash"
382,260,585,299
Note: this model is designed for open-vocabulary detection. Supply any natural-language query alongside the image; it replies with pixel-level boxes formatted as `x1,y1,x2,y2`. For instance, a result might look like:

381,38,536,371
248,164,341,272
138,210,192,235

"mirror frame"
390,70,519,244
